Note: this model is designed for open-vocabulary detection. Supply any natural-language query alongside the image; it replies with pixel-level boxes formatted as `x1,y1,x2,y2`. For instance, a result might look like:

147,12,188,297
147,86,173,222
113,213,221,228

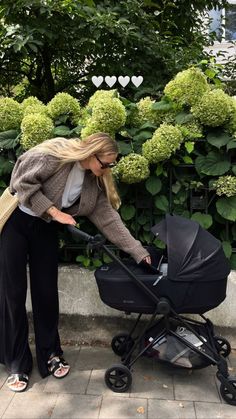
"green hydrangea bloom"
113,153,150,184
227,97,236,134
177,120,203,141
92,98,126,129
81,97,126,139
47,93,81,125
21,96,44,110
164,67,209,107
20,113,54,150
191,89,232,127
23,104,48,117
87,89,117,109
142,123,183,163
213,176,236,197
0,98,23,131
129,97,161,127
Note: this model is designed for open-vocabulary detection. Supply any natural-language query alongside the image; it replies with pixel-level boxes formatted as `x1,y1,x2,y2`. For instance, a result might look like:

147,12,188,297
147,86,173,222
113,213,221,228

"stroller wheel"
105,364,132,393
111,333,134,356
220,377,236,405
214,336,231,357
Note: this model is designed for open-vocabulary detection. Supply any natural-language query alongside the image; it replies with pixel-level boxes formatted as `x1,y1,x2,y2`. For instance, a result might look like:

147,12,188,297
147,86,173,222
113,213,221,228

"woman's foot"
7,373,29,392
47,355,70,379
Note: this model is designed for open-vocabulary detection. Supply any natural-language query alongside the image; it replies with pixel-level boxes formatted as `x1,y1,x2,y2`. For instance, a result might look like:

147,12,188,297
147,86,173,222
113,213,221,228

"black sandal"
47,355,70,379
7,373,29,392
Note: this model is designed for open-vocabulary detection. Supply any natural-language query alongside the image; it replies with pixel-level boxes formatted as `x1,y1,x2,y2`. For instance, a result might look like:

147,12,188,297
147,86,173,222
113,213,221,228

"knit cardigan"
10,151,149,263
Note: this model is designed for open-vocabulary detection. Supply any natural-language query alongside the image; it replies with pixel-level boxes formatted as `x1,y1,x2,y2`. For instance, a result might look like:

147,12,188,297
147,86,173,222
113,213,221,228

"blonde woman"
0,132,150,392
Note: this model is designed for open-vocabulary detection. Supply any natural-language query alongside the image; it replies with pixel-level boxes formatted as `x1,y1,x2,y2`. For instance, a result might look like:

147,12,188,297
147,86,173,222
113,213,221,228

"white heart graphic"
92,76,103,87
118,76,130,87
131,76,143,87
105,76,117,87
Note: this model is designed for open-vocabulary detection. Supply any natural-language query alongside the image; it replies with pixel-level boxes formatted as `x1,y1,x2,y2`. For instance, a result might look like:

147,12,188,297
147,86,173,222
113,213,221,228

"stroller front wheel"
220,377,236,405
105,364,132,393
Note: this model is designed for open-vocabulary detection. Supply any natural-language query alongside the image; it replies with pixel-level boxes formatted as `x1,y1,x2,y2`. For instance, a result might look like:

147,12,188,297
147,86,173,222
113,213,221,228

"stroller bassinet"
68,214,236,405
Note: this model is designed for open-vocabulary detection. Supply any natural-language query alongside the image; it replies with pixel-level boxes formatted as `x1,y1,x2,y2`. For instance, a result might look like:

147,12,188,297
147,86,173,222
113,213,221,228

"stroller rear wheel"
220,377,236,405
214,336,231,357
105,364,132,392
111,333,134,356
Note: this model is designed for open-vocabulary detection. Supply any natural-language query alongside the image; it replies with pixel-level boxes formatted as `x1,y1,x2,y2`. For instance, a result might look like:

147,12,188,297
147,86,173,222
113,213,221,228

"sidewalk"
1,344,236,419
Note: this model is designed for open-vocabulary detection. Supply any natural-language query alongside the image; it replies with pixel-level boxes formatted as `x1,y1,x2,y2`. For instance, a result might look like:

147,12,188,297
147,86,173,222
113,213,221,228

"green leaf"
216,196,236,221
133,130,153,142
191,212,213,229
182,155,193,164
184,141,194,154
222,241,232,258
195,151,231,176
153,238,166,249
175,111,194,124
0,156,14,175
230,253,236,269
232,165,236,175
152,100,173,111
172,182,181,194
207,131,231,149
154,195,169,212
205,68,217,79
120,204,136,220
227,139,236,151
155,164,163,176
0,130,20,149
137,214,148,225
92,258,103,268
118,141,133,155
52,125,71,136
145,176,162,195
103,253,112,264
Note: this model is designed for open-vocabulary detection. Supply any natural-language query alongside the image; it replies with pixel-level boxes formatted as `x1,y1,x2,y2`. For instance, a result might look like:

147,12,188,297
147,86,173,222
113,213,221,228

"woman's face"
81,153,117,176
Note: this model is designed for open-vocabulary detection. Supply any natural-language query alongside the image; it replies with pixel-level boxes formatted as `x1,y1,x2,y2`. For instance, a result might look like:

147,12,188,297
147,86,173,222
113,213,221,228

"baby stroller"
68,214,236,405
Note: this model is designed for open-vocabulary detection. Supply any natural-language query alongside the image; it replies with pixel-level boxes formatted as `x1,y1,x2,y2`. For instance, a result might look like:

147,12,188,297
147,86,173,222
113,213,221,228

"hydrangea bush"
0,66,236,267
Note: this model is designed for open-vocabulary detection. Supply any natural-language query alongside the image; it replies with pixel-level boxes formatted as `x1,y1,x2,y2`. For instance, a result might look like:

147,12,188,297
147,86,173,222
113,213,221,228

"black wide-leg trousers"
0,207,63,378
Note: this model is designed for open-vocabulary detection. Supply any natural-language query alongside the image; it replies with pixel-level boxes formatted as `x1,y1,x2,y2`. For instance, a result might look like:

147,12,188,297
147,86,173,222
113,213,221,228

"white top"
19,161,85,217
61,161,85,208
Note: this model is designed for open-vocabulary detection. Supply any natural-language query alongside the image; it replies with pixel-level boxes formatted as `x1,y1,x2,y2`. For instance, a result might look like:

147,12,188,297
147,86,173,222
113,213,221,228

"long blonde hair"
30,132,121,209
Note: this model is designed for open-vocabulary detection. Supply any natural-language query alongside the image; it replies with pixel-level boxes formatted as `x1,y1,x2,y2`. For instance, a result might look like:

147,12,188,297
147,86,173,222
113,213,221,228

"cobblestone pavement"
1,345,236,419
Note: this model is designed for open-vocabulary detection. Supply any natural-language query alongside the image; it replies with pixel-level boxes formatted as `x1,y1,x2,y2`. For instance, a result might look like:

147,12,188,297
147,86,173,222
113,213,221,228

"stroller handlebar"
67,225,94,242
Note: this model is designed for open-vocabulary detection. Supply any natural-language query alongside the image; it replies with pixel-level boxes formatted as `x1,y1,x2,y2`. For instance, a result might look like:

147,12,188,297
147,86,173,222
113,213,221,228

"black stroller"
68,214,236,405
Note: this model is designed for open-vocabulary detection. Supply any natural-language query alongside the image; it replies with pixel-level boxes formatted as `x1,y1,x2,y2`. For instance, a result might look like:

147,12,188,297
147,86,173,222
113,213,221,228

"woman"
0,132,151,392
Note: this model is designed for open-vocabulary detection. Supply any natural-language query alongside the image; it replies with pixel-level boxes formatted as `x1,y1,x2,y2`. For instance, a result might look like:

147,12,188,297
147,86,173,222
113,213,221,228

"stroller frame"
68,226,236,405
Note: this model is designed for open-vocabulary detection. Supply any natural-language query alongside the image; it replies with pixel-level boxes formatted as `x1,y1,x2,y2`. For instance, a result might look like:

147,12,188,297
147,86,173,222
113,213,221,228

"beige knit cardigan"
10,151,149,263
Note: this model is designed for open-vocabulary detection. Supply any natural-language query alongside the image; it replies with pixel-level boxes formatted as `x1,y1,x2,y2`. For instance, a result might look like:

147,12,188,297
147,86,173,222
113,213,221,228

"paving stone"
148,399,196,419
51,394,102,418
75,346,118,370
195,401,236,419
44,370,91,394
173,370,220,402
99,396,147,419
130,363,174,400
87,369,130,397
2,392,57,419
0,364,8,390
0,392,14,417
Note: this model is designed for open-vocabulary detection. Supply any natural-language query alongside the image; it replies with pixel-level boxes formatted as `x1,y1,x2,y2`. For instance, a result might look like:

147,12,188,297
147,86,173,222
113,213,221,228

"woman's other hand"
142,255,151,265
47,206,76,225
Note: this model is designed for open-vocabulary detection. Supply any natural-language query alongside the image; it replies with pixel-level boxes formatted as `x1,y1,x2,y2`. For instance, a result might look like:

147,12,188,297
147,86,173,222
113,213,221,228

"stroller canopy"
151,214,230,282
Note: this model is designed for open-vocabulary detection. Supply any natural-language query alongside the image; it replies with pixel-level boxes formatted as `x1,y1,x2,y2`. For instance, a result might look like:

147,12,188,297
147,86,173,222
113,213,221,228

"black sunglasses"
95,155,116,169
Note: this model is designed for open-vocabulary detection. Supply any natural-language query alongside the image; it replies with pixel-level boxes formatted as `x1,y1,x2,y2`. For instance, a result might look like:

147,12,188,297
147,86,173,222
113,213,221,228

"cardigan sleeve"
88,191,150,264
10,152,61,217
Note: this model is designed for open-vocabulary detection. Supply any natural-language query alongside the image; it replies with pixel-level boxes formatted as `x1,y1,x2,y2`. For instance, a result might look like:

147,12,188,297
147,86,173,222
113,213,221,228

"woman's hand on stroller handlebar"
142,255,151,264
